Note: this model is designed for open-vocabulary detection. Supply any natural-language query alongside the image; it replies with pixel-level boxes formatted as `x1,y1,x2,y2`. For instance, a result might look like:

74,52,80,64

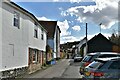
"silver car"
83,57,120,79
79,52,120,75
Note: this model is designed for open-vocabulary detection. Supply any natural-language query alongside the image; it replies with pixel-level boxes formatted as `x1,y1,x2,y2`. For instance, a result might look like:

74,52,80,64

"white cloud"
103,33,111,39
61,0,119,29
57,20,71,37
61,11,69,17
37,16,54,21
57,20,81,44
72,25,81,31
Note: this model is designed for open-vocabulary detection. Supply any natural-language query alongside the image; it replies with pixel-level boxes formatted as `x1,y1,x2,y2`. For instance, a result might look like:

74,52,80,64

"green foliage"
109,33,120,46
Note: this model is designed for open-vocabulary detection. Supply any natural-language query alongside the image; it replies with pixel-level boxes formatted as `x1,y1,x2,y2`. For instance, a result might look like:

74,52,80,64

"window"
41,29,44,40
13,11,20,28
33,50,38,63
83,55,93,62
88,61,104,69
109,61,120,69
34,29,38,38
41,34,43,40
9,44,14,56
34,22,38,38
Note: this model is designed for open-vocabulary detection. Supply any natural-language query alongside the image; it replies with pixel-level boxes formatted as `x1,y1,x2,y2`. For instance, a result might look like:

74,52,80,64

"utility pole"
99,23,102,33
118,1,120,36
85,23,88,56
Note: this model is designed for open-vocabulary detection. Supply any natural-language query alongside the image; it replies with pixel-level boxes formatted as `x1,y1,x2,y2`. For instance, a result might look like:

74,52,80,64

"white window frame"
32,50,38,63
34,29,38,38
41,29,44,40
13,11,20,29
34,23,38,38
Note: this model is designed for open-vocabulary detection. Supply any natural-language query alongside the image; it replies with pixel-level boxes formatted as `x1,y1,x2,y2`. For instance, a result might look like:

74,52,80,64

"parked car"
72,54,76,59
83,57,120,79
79,52,120,75
74,54,82,62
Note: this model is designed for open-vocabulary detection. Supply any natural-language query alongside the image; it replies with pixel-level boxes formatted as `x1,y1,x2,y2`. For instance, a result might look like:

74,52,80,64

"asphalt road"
22,59,83,79
60,59,82,78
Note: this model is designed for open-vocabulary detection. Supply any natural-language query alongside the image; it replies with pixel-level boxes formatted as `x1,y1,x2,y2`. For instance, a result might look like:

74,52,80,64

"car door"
106,61,120,78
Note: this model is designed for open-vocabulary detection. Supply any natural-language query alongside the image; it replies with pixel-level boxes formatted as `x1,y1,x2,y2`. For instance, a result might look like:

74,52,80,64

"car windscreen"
82,55,93,62
83,55,98,62
87,61,105,69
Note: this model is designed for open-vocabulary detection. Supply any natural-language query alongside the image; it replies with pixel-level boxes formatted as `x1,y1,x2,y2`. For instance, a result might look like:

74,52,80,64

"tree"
109,33,120,46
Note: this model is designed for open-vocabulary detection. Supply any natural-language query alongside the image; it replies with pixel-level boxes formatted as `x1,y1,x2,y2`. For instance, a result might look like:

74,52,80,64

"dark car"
79,52,120,75
83,57,120,79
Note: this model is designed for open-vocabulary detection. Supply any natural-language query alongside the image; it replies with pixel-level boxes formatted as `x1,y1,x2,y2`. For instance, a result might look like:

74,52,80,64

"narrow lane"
23,59,70,78
60,59,82,78
22,59,83,79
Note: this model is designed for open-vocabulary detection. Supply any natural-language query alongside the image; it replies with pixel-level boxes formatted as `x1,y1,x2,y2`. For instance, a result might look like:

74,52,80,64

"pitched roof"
88,33,115,45
82,33,117,53
39,21,58,39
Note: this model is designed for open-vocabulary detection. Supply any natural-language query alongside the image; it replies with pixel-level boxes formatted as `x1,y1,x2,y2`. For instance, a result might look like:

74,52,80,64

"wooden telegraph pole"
85,23,88,56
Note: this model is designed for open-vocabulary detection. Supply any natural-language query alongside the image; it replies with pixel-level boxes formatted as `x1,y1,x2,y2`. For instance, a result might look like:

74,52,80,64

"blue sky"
11,0,119,44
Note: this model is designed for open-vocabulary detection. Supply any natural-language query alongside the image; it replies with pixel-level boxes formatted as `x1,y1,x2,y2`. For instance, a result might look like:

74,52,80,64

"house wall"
48,39,56,58
48,37,58,59
54,30,57,53
58,33,60,58
56,27,60,58
84,46,87,56
52,26,61,59
78,39,86,54
1,2,28,71
28,48,43,74
28,19,47,73
28,20,47,51
48,39,54,51
0,0,2,70
1,2,47,71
